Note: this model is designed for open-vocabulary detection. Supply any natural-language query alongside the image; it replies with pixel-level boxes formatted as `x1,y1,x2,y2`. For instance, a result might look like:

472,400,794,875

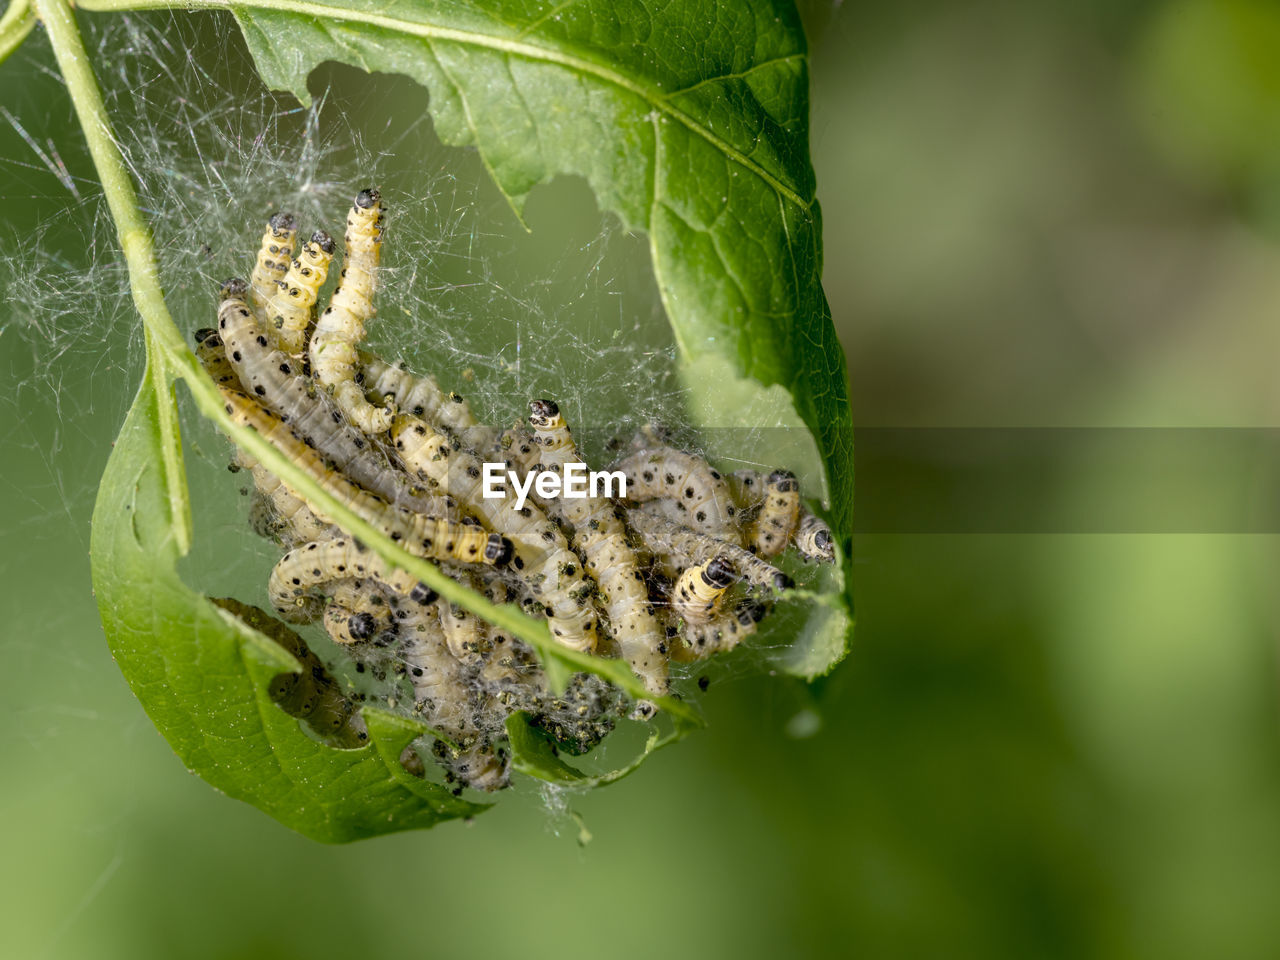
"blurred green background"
5,1,1280,957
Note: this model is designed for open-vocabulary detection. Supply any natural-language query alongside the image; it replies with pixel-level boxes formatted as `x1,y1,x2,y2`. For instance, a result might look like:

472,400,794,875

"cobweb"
0,11,815,792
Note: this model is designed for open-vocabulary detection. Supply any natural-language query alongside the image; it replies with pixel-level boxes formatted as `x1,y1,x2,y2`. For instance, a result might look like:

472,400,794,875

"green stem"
0,0,35,66
32,0,686,716
35,0,192,552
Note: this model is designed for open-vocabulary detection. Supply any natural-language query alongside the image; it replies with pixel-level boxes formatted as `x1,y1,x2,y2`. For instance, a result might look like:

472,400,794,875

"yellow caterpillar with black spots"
528,399,667,700
389,412,599,654
725,468,834,562
627,504,792,594
310,190,396,434
671,555,736,625
613,445,738,540
395,604,509,792
323,578,407,645
437,569,487,663
359,351,481,438
265,228,335,357
681,599,768,659
746,470,800,558
795,513,836,563
248,212,298,322
217,386,513,569
268,537,442,625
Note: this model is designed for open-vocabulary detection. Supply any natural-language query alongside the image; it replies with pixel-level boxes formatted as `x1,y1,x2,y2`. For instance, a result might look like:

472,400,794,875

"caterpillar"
492,422,541,476
310,190,396,434
390,413,600,653
527,399,668,699
795,512,836,563
359,352,481,437
324,577,410,646
193,327,239,386
726,469,835,563
671,556,736,625
613,445,738,540
215,281,446,515
217,385,513,569
322,599,403,646
211,597,368,748
237,450,335,547
681,599,768,659
268,537,444,623
438,570,487,663
626,505,793,593
248,212,298,321
750,470,800,558
396,605,509,792
328,577,406,621
265,229,336,357
475,580,539,700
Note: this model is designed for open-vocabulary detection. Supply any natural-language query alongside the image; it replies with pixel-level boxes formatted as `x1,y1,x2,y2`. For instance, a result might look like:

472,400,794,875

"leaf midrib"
77,0,812,210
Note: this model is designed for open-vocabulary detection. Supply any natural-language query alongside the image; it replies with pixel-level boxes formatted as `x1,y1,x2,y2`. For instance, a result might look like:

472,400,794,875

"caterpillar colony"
203,189,836,793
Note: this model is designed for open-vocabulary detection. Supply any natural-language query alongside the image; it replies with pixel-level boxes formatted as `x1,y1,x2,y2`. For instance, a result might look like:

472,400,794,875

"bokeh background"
5,1,1280,957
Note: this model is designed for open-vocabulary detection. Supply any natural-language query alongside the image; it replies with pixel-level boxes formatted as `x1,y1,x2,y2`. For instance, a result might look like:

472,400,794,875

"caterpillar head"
766,469,798,492
309,230,337,255
704,556,736,589
528,398,561,428
347,611,378,641
267,211,298,235
485,534,515,568
219,276,249,301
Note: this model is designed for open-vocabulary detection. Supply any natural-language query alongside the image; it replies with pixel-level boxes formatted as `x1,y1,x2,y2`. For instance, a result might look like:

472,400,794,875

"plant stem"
34,0,192,552
0,0,34,66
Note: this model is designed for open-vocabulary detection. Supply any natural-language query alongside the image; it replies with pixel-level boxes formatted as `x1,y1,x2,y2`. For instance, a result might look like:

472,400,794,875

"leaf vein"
88,0,813,209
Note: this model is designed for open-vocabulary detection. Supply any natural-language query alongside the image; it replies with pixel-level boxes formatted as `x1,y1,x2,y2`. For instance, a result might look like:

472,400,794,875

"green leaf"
90,367,486,842
219,0,855,674
505,711,686,789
